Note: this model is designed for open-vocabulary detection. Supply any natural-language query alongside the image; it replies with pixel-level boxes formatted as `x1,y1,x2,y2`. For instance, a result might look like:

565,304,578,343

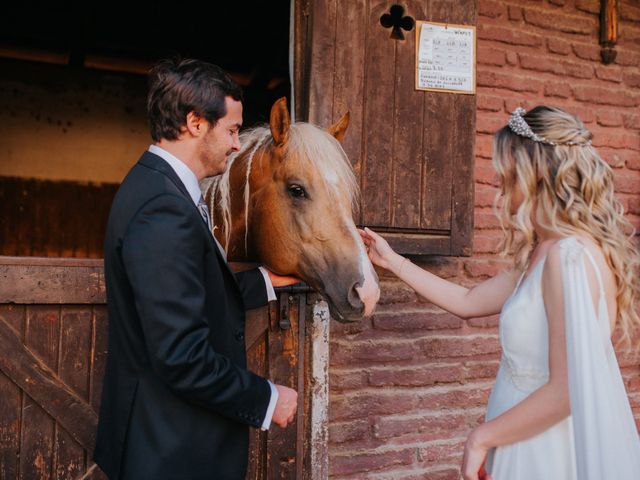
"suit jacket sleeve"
234,269,269,310
121,193,271,428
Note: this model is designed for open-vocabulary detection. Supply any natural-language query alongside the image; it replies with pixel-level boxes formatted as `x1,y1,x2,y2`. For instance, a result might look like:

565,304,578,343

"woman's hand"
461,429,492,480
358,227,402,272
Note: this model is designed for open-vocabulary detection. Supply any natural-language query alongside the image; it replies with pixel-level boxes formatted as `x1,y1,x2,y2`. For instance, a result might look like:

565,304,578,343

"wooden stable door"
0,258,326,480
299,0,478,255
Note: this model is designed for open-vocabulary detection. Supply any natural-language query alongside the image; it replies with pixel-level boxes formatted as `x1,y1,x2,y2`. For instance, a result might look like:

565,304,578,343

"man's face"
199,96,242,177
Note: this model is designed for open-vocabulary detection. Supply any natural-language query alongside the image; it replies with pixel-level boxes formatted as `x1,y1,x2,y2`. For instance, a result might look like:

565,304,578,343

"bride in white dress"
360,106,640,480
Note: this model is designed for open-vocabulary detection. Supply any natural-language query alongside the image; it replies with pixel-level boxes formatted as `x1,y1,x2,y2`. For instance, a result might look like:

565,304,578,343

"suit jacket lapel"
138,152,239,283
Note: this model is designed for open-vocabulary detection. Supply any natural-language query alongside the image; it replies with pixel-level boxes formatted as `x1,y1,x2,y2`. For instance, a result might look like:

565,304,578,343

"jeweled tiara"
507,107,592,147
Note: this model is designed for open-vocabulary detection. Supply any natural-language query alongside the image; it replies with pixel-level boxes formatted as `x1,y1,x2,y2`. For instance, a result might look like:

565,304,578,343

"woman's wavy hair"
492,105,640,345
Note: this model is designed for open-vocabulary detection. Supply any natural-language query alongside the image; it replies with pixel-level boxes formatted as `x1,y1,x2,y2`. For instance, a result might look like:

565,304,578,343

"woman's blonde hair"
493,105,640,345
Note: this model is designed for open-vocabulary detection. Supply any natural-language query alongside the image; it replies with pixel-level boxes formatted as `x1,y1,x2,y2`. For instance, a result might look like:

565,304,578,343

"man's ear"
185,111,206,137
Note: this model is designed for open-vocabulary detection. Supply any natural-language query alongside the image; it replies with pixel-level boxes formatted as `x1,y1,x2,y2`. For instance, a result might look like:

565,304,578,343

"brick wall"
328,1,640,478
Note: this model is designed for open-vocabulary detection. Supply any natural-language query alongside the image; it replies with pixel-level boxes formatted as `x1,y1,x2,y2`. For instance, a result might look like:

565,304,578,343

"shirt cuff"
261,380,279,430
258,266,277,302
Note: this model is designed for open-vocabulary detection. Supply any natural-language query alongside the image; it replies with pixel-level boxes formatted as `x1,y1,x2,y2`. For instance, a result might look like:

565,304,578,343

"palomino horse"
201,98,379,321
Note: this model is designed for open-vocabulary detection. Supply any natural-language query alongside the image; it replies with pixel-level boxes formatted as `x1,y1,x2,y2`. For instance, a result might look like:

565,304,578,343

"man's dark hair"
147,58,243,142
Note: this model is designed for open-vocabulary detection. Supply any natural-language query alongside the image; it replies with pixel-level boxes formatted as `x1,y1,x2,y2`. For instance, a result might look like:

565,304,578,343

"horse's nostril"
348,283,365,311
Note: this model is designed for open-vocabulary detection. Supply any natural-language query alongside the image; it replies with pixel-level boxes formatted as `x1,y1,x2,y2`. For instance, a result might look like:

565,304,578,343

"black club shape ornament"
380,4,415,40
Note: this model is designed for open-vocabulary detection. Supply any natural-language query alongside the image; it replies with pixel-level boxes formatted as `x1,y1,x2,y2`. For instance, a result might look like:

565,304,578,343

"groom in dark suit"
94,58,298,480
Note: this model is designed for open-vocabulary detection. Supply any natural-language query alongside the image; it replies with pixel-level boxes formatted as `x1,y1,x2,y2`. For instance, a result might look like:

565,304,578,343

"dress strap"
580,246,606,299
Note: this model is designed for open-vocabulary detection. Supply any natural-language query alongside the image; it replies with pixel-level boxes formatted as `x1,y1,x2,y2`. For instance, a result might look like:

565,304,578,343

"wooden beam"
0,258,105,304
0,316,98,451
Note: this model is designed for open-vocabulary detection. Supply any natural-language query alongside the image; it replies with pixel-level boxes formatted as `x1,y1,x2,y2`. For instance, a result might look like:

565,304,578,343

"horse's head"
204,98,379,322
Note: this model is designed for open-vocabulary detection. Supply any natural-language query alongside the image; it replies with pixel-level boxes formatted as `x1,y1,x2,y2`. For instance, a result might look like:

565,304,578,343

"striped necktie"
197,195,212,230
197,195,227,260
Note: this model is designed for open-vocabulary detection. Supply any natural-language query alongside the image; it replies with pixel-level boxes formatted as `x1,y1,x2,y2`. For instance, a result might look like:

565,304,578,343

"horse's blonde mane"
201,122,359,252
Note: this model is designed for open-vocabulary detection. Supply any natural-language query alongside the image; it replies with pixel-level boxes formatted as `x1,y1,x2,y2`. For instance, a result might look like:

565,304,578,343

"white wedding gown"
485,237,640,479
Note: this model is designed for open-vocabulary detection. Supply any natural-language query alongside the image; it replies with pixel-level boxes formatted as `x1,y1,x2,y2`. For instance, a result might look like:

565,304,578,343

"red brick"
418,440,464,464
573,85,640,107
419,334,500,358
463,258,507,278
474,211,501,231
330,393,419,421
474,185,499,208
331,339,417,364
624,113,640,130
623,71,640,88
473,232,503,254
368,364,464,388
374,413,466,440
592,131,640,151
464,360,501,380
475,134,495,159
373,311,463,331
329,449,415,476
416,256,462,280
519,52,564,74
621,3,640,22
476,112,507,135
547,37,571,55
477,24,543,47
598,147,628,168
477,45,507,67
596,111,624,127
613,170,640,194
563,60,594,79
549,0,566,5
475,160,498,185
377,281,417,305
331,316,371,336
572,42,601,61
615,49,640,67
479,0,506,19
523,8,595,35
477,94,503,113
329,419,370,444
595,65,624,83
570,105,596,124
505,51,519,66
544,82,571,99
508,6,523,21
467,314,501,329
418,386,492,410
330,369,369,391
626,152,640,170
477,70,541,93
575,0,600,15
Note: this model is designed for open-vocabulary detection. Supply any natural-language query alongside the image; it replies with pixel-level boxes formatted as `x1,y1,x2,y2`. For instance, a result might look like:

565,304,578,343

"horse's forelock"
287,123,360,212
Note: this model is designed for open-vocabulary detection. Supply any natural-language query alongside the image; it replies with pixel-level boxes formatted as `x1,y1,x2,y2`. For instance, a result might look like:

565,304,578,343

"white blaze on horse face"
342,212,380,316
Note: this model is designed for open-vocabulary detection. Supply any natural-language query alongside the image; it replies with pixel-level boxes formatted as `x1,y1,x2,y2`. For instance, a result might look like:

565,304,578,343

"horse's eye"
288,184,307,198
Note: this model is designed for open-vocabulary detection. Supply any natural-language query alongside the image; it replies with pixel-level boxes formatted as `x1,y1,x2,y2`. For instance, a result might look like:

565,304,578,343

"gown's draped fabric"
485,237,640,479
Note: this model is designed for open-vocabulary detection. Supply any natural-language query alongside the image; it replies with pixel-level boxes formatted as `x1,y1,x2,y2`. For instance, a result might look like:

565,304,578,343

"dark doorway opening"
0,1,291,257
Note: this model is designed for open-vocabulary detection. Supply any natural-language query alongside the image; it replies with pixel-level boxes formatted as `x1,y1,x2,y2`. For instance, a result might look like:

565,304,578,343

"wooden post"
307,300,330,480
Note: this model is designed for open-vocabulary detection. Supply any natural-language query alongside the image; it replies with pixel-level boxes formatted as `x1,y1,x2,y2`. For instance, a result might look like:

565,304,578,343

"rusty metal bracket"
279,292,293,330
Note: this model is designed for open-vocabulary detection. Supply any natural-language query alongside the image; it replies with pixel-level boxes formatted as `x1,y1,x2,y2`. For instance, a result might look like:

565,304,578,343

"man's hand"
271,385,298,428
266,270,302,288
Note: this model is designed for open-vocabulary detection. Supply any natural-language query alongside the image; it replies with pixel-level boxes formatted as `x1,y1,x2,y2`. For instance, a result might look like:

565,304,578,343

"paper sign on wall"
415,21,476,94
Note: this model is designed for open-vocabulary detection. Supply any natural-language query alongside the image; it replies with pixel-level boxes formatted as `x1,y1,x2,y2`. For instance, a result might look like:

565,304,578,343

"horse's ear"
270,97,290,147
327,111,350,142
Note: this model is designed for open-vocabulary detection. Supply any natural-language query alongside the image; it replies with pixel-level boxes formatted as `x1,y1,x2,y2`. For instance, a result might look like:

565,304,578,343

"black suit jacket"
94,151,271,480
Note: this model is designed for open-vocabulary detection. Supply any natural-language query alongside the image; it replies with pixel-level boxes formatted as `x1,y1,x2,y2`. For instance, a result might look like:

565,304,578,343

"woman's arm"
360,228,519,319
